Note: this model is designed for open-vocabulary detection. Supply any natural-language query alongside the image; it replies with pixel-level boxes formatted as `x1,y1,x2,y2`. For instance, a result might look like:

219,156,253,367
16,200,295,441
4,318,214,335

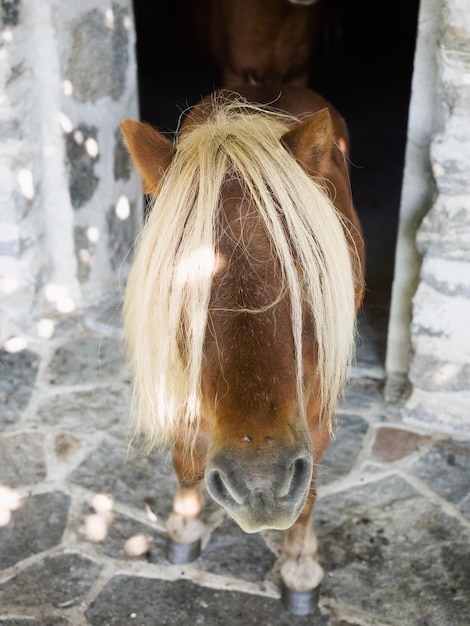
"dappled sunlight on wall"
44,283,76,314
17,169,35,200
115,195,131,220
0,485,23,527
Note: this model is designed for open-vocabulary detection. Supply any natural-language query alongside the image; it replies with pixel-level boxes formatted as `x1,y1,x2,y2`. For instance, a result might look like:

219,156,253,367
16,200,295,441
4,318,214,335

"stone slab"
0,349,39,428
318,414,369,486
47,336,127,386
0,553,101,609
69,441,177,520
339,378,385,411
36,382,131,438
0,491,70,570
372,427,431,461
86,576,328,626
411,353,470,392
0,433,46,488
199,517,276,583
315,474,470,626
412,439,470,518
67,7,129,103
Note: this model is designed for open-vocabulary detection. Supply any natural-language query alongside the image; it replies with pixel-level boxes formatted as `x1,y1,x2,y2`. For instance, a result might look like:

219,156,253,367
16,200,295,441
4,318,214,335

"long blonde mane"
124,96,359,452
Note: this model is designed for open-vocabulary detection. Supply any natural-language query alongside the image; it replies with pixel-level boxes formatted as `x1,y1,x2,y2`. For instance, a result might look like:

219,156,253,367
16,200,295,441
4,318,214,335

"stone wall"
0,0,141,344
387,0,470,437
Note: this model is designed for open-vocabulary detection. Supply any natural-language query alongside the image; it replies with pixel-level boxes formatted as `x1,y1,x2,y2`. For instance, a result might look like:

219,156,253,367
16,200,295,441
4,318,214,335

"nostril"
286,456,312,501
206,469,241,508
292,457,310,481
209,470,228,500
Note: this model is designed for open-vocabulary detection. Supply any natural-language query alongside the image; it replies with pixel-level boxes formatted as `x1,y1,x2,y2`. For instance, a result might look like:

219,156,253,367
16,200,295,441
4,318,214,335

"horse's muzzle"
205,449,313,533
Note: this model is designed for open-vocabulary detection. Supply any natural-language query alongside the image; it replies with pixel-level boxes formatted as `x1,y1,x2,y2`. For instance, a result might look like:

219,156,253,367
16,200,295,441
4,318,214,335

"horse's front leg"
280,420,330,614
166,435,207,564
280,490,323,614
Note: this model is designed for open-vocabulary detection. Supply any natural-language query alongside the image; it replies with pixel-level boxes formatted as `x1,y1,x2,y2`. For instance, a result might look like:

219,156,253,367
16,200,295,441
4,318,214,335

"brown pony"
121,84,364,614
209,0,322,86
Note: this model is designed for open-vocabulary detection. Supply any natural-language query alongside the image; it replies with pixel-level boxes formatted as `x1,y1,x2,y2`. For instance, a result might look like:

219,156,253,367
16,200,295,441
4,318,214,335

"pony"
207,0,322,87
120,83,364,614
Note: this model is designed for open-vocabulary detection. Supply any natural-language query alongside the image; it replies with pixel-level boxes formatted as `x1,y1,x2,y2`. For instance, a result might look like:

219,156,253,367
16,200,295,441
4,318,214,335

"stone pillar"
387,0,470,437
0,0,142,343
385,0,441,401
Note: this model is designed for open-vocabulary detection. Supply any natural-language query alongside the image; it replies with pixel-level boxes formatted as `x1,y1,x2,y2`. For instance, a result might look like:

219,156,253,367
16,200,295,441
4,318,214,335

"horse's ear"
120,119,175,194
281,108,334,176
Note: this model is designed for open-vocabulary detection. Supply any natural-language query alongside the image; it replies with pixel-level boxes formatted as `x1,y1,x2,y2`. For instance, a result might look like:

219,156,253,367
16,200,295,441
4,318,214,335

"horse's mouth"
229,511,300,534
224,496,307,534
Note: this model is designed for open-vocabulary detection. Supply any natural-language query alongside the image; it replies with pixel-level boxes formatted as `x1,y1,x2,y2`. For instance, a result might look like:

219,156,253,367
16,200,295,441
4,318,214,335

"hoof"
166,537,201,565
280,581,320,615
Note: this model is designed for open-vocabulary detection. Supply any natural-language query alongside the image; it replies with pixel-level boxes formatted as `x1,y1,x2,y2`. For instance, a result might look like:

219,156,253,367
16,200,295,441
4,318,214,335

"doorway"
131,0,420,365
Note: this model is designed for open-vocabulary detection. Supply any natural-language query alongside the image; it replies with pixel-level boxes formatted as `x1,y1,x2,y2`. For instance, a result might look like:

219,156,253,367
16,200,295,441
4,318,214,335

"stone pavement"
0,293,469,626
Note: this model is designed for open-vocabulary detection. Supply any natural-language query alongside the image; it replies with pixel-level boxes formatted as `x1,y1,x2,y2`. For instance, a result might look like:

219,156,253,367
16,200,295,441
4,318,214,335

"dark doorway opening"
131,0,420,363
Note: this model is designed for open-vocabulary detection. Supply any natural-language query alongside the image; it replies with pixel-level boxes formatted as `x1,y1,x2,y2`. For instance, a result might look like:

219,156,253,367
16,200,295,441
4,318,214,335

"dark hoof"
281,581,320,615
166,538,201,565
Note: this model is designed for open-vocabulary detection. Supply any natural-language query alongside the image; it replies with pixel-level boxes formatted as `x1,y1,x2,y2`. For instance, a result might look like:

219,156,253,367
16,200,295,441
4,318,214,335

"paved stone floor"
1,293,469,626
